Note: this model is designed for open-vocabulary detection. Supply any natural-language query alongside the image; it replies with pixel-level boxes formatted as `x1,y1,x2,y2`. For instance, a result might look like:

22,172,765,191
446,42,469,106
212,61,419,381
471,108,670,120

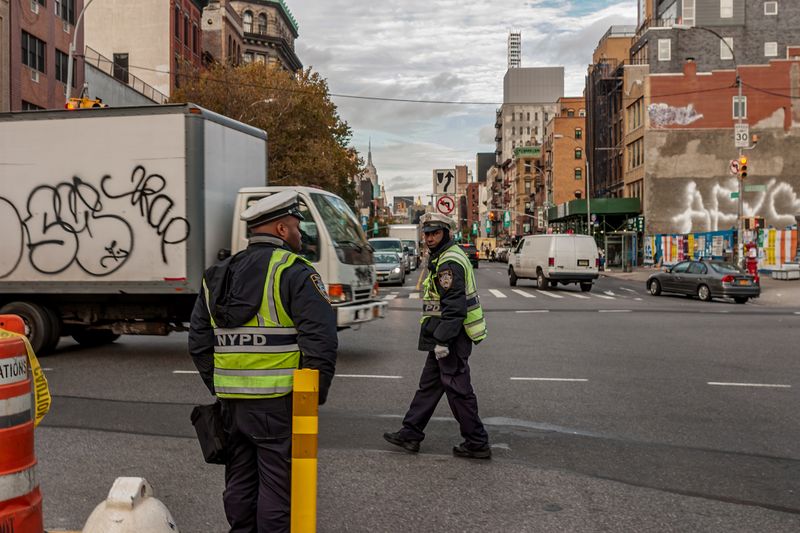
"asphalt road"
36,262,800,532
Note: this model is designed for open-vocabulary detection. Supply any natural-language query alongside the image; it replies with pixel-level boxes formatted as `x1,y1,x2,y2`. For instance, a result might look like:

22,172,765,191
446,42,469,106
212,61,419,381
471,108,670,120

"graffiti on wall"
0,165,190,279
671,177,800,234
648,103,704,127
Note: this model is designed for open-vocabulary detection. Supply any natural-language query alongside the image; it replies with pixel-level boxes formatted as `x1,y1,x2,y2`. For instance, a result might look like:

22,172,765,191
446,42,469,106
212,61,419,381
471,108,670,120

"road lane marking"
336,374,403,379
592,293,615,300
603,291,616,297
511,289,536,298
620,287,638,293
489,289,507,298
515,310,549,313
409,292,420,299
536,290,564,299
634,298,643,301
794,312,800,315
173,370,199,374
707,382,791,388
384,295,397,300
599,310,632,313
510,377,588,382
565,292,590,299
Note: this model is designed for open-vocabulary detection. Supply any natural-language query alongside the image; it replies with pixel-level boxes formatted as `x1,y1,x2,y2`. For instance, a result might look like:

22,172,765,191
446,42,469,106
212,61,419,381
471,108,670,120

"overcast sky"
290,0,637,203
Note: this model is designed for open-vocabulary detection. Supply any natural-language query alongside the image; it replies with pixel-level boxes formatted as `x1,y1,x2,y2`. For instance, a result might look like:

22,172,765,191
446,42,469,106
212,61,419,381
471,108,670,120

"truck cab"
232,187,387,328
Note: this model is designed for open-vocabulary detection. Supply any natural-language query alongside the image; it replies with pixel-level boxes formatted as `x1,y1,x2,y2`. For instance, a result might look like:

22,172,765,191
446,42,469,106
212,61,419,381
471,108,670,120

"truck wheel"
580,282,592,292
71,329,120,347
509,267,518,287
537,270,547,289
0,301,57,355
41,306,62,353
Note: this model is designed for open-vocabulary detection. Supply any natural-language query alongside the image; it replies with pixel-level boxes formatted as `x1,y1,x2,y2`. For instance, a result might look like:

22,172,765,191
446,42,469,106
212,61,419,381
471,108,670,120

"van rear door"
574,237,598,273
554,236,575,271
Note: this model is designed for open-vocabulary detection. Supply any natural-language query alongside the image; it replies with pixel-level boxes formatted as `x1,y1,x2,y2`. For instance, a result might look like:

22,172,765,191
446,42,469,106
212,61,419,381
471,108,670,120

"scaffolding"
586,59,625,200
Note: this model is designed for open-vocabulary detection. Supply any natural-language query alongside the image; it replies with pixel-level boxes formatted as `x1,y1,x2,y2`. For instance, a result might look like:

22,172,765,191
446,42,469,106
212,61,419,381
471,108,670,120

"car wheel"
580,282,592,292
697,284,712,302
509,267,518,287
537,270,547,289
648,279,662,296
734,296,748,304
0,301,57,355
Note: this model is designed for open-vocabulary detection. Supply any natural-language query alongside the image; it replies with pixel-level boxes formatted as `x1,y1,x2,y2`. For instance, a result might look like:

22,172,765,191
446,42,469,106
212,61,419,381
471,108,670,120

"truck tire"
0,301,57,355
509,267,518,287
537,270,547,289
71,329,120,347
580,282,592,292
41,306,62,353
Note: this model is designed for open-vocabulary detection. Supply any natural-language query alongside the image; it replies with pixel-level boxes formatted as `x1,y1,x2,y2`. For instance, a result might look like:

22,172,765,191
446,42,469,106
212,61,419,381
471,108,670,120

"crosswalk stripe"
565,292,590,299
489,289,507,298
384,295,397,300
592,293,615,300
409,293,420,299
511,289,536,298
536,290,564,299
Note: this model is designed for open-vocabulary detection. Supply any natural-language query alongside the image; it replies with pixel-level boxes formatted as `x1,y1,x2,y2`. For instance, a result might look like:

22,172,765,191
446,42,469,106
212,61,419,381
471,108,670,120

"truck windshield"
311,193,372,265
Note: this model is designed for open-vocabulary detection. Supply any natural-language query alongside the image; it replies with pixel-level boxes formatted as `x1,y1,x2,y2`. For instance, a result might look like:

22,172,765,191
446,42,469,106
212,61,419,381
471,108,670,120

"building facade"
508,31,521,69
230,0,301,71
85,0,204,98
1,0,9,111
543,97,587,210
202,0,244,66
8,0,85,110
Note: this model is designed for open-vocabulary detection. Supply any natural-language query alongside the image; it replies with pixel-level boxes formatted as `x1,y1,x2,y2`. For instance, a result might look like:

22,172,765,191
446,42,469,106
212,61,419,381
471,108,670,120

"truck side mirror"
217,248,232,261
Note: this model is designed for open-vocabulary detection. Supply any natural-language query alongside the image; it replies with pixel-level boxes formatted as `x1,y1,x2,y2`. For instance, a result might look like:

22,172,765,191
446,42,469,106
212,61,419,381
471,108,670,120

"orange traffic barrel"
0,314,43,533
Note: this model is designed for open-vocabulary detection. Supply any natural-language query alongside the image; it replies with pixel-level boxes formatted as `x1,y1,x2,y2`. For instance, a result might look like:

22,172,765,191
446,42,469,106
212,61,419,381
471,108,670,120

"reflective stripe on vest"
421,245,487,342
205,248,313,399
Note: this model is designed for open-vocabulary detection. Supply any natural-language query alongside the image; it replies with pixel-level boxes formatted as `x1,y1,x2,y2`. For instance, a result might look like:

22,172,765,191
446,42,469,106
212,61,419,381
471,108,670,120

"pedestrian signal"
738,156,748,179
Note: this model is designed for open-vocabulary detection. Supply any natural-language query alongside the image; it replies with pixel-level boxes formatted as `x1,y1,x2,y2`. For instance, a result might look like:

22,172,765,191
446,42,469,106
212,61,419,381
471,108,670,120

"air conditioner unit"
30,0,39,14
63,20,71,34
31,70,39,83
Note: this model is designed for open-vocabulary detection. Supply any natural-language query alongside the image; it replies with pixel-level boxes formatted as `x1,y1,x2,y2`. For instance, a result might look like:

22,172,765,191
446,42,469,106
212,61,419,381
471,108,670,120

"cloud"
290,0,637,198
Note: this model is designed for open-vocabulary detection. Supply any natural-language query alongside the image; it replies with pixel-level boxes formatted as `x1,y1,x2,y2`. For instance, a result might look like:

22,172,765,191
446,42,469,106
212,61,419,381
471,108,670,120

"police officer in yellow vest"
384,213,490,459
189,190,337,532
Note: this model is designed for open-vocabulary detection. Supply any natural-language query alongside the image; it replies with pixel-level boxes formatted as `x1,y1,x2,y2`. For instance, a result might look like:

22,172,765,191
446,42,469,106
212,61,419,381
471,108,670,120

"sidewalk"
602,267,800,306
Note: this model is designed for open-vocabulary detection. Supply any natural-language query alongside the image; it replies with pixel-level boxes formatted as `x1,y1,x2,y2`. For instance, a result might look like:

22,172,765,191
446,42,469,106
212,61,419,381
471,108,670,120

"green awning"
548,198,641,222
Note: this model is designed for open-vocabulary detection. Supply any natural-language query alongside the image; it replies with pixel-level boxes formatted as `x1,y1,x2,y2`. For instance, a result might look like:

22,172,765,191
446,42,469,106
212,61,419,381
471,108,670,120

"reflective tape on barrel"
0,390,32,429
0,355,28,386
0,466,37,503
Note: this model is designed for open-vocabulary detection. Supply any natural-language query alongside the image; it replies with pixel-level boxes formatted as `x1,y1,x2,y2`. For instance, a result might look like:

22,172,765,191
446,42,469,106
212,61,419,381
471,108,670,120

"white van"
233,187,387,328
507,234,599,291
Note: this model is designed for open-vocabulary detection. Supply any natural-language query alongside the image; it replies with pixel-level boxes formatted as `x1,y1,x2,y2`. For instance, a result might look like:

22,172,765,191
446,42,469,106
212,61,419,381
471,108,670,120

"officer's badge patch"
438,269,453,290
310,273,330,302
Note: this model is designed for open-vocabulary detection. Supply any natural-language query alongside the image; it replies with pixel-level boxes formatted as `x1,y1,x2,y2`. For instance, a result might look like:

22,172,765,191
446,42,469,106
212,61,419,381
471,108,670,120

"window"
672,262,691,274
658,39,671,61
184,15,189,45
258,13,267,34
512,140,516,149
720,0,733,18
512,127,515,135
174,55,181,88
174,7,181,38
193,24,198,54
544,112,549,122
519,112,523,120
55,50,76,86
574,168,582,180
765,42,778,57
720,37,733,60
575,128,582,139
733,96,747,118
579,109,586,117
526,112,530,121
21,31,45,73
243,10,253,33
113,53,129,83
627,138,644,169
535,112,538,121
567,109,575,117
243,52,253,63
574,148,582,159
687,262,707,275
535,126,538,135
56,0,75,24
526,127,530,135
764,1,778,15
682,0,695,27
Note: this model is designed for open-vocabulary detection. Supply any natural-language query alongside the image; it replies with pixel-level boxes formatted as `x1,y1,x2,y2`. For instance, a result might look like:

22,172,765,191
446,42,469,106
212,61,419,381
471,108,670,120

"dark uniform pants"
400,330,489,448
221,396,292,533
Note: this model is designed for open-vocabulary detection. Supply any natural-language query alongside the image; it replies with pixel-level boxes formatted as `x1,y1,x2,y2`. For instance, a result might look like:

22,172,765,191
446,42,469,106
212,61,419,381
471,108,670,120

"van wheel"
580,282,592,292
537,270,547,289
509,267,518,287
0,301,58,355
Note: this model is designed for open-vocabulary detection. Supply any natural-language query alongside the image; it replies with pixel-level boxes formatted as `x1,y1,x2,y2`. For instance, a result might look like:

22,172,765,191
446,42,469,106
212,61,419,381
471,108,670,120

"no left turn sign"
436,195,455,215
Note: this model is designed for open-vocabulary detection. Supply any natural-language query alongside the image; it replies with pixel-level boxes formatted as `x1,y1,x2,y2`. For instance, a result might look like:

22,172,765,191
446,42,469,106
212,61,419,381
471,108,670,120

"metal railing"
84,46,168,104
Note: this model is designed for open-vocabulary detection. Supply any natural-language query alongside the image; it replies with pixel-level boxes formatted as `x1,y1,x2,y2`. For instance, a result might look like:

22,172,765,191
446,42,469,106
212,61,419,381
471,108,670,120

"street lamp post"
65,0,96,105
674,24,744,266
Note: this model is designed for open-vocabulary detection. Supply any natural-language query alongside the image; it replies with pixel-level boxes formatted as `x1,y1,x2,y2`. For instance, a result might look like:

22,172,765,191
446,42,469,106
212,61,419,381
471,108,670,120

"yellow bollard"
291,369,319,533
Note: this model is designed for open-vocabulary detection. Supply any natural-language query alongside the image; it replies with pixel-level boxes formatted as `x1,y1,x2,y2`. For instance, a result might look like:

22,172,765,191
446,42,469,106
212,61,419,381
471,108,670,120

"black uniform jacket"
188,234,338,404
418,240,468,352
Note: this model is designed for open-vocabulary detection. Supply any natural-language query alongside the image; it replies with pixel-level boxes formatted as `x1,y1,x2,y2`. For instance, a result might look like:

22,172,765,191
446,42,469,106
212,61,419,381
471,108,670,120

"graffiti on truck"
671,177,800,234
0,165,190,279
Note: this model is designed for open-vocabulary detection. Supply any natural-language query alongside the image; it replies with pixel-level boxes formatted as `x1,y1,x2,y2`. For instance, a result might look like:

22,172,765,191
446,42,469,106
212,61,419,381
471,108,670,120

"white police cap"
420,212,454,233
240,190,304,227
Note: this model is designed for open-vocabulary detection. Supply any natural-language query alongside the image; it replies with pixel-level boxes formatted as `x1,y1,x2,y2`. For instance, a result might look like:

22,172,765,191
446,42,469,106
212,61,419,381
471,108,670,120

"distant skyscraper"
508,31,521,69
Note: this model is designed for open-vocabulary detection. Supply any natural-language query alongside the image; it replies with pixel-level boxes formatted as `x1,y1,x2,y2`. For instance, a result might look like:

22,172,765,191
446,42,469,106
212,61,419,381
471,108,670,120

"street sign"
373,221,379,236
730,192,739,199
472,222,478,235
433,169,457,194
744,184,767,193
436,195,455,215
734,124,750,148
729,159,740,175
485,219,491,234
361,215,368,231
503,211,511,228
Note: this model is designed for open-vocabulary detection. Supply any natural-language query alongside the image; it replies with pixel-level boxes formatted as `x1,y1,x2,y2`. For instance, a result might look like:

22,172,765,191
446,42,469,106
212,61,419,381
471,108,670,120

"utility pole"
66,0,97,105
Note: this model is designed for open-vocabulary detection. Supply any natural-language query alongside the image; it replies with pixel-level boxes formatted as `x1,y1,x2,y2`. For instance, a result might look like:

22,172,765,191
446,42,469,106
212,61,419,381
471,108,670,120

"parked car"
402,240,420,270
458,243,480,268
369,237,410,274
507,234,599,291
646,260,760,303
374,252,405,286
493,247,508,263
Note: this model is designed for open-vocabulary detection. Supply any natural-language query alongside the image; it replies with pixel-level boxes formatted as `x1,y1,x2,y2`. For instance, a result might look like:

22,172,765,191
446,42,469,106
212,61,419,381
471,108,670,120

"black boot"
452,443,491,459
383,431,420,453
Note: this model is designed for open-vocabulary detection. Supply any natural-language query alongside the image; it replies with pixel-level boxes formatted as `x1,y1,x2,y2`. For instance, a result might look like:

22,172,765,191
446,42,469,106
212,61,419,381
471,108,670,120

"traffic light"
65,97,108,110
488,212,495,221
738,156,748,179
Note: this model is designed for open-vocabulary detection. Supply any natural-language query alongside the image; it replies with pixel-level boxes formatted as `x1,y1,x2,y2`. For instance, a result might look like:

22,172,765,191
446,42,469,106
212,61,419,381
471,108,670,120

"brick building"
7,0,85,110
466,182,480,238
543,96,587,209
230,0,301,71
202,0,244,66
1,0,9,111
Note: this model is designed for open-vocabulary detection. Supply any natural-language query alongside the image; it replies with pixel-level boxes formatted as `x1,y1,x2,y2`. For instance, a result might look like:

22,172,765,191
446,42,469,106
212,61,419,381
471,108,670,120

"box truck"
0,104,385,353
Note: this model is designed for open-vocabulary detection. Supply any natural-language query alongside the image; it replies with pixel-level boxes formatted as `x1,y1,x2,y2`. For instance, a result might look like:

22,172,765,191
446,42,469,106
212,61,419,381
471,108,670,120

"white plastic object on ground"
82,477,178,533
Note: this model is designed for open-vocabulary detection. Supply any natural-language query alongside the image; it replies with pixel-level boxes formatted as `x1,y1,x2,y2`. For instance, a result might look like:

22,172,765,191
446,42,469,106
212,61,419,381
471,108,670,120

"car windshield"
402,240,417,251
374,253,398,264
371,240,402,252
708,262,742,274
311,193,368,248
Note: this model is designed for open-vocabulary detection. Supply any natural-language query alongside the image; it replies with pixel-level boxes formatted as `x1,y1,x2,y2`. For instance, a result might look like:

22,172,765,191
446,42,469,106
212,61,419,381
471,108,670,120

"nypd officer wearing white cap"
189,190,338,532
383,213,490,459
